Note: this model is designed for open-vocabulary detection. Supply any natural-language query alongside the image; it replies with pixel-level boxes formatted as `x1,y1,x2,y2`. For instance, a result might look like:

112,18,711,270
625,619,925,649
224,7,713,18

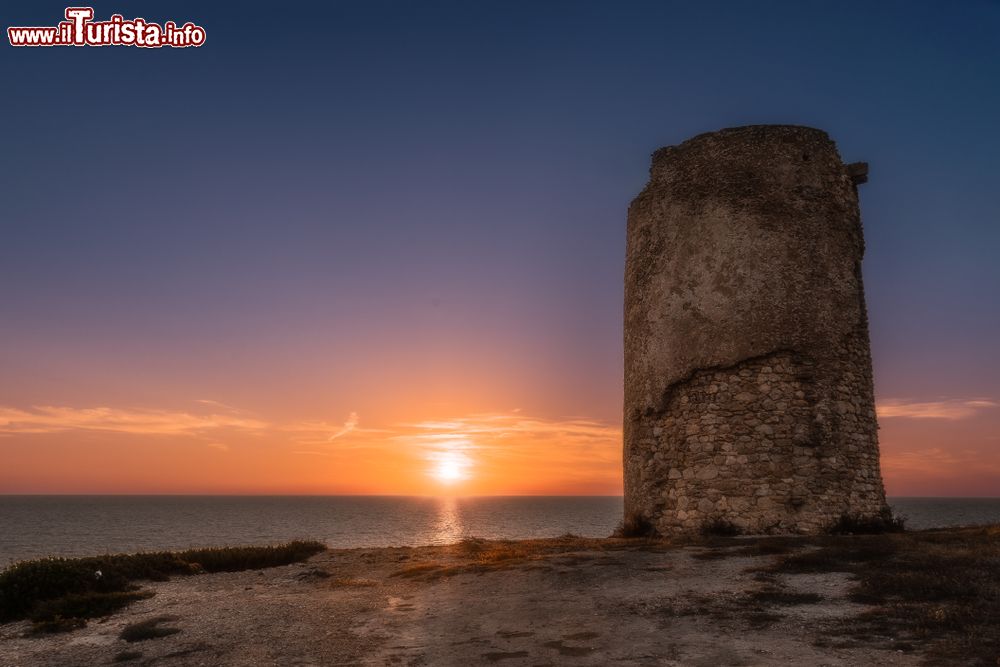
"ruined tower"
623,125,887,535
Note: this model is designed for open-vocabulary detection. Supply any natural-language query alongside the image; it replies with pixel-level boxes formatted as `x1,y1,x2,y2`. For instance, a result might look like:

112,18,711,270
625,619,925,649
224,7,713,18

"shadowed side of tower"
623,125,887,535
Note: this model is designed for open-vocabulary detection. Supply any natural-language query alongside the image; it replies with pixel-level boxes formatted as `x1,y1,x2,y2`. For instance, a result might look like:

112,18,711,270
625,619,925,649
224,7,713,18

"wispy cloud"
876,398,999,420
195,399,244,413
328,412,359,441
400,413,621,444
280,412,386,447
0,403,376,444
0,405,268,436
882,447,1000,476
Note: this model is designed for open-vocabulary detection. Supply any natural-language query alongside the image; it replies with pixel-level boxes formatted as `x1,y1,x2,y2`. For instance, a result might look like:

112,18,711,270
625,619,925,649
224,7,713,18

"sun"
429,450,471,484
433,459,464,483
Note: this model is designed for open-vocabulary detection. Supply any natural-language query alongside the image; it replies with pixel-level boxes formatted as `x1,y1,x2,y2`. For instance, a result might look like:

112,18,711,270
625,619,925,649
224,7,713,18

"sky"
1,1,998,496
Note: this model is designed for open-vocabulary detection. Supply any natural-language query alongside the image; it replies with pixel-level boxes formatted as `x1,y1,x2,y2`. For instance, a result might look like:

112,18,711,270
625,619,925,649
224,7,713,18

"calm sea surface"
1,496,998,565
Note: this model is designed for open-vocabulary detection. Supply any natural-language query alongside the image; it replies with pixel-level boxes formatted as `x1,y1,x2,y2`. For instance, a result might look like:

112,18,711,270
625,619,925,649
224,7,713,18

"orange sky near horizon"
1,397,997,497
2,2,999,503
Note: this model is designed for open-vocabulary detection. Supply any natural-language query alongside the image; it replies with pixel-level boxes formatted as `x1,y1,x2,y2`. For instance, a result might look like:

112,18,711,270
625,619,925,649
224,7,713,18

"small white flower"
95,569,102,579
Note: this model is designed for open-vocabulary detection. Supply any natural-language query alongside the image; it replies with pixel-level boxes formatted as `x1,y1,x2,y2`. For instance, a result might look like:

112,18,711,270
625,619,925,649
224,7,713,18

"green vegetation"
0,540,325,632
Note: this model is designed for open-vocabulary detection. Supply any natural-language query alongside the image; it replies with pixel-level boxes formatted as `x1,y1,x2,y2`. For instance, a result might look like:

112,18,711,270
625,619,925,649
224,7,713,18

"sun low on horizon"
429,449,473,485
0,397,998,497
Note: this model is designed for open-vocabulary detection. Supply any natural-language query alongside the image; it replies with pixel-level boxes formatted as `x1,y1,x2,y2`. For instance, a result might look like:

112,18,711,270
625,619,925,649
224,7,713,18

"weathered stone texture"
624,125,887,535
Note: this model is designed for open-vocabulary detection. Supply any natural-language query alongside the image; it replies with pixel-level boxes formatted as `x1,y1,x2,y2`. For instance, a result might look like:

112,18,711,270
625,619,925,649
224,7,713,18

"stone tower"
623,125,887,535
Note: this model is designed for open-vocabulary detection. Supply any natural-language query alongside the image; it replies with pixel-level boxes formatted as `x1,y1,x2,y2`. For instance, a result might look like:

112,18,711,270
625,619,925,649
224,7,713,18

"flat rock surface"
0,539,922,666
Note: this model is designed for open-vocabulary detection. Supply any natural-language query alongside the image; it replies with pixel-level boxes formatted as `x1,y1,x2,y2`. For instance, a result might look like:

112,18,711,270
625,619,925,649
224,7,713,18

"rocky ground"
0,536,969,666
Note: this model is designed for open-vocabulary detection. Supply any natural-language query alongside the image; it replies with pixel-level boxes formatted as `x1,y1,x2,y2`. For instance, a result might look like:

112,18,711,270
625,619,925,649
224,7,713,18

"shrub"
613,513,658,538
827,508,906,535
701,517,742,537
0,540,326,627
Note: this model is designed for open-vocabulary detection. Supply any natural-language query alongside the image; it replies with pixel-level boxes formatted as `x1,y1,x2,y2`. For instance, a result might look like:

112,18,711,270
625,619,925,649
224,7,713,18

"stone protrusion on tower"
623,124,887,535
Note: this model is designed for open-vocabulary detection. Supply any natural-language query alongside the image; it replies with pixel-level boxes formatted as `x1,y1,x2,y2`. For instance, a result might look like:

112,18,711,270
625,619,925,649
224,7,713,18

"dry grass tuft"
700,518,742,537
767,525,1000,666
826,509,906,535
613,513,658,538
119,615,181,642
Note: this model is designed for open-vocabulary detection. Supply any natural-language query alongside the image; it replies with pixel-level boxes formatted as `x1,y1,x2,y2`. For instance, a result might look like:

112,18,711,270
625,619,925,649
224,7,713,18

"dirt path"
0,540,923,666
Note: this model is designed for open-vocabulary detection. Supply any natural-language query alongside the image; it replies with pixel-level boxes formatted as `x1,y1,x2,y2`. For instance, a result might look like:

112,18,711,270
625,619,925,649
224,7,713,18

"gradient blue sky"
1,1,998,494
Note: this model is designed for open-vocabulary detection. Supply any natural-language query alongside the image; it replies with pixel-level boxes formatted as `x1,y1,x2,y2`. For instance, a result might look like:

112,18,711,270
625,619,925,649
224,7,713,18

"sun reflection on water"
433,495,463,544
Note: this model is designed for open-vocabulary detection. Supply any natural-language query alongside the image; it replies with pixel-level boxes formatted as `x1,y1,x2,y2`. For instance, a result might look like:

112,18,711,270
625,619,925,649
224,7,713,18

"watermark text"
8,7,206,48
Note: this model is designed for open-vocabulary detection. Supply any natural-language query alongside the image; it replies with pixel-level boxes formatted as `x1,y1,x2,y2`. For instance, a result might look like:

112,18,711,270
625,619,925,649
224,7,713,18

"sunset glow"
0,396,996,496
2,3,998,500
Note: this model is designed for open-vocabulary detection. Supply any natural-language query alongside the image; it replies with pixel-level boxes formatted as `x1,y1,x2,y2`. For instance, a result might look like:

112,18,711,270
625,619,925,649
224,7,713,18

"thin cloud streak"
328,412,359,441
0,403,382,446
882,447,1000,476
400,413,621,444
877,398,999,420
0,405,268,436
195,399,244,413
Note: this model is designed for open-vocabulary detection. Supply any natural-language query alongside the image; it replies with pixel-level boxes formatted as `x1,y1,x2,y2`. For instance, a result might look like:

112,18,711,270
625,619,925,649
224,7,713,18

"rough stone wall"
624,125,887,535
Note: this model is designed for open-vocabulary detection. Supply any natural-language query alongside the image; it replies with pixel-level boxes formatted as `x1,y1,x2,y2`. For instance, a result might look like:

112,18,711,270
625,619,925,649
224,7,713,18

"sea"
1,496,998,566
